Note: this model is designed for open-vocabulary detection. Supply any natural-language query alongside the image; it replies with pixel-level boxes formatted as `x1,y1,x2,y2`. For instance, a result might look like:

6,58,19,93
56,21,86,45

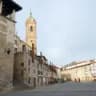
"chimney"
32,43,35,63
40,51,42,57
40,52,43,64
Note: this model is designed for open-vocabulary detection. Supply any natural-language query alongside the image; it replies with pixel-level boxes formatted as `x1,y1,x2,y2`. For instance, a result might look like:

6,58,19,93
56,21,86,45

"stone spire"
30,9,32,18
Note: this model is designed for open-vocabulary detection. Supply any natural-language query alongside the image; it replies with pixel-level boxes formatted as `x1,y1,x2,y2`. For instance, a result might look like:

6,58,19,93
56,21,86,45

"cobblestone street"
1,82,96,96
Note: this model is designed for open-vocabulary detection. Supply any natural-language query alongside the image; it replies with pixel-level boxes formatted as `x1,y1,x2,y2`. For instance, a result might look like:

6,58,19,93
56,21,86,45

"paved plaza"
1,82,96,96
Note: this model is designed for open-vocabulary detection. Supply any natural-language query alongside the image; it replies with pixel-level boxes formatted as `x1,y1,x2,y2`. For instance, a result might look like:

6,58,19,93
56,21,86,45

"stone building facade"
61,60,96,82
14,35,58,87
14,35,38,88
0,0,59,89
0,0,22,88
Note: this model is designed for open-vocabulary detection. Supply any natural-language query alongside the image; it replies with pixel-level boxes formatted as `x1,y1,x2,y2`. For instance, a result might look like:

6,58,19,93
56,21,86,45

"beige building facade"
0,0,22,88
61,60,96,82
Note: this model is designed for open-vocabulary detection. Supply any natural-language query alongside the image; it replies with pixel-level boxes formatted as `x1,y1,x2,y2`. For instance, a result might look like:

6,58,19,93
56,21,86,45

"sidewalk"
0,83,34,95
0,86,13,95
0,83,59,95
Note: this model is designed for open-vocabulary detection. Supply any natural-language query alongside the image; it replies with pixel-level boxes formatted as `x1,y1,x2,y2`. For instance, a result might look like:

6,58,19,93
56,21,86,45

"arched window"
30,26,33,32
22,45,26,51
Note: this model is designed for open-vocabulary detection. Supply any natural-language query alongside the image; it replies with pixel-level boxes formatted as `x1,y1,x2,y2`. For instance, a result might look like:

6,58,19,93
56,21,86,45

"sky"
15,0,96,67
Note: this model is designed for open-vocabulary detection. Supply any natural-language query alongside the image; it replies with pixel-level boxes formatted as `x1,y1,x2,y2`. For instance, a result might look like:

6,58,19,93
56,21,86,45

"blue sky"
15,0,96,67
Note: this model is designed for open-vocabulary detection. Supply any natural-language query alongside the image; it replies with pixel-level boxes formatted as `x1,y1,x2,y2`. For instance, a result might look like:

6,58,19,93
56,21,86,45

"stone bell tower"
26,11,37,54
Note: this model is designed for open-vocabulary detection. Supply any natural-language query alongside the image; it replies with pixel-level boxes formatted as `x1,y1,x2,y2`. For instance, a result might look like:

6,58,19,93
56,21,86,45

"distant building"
48,65,58,84
61,60,96,82
0,0,22,88
37,54,59,85
36,53,49,86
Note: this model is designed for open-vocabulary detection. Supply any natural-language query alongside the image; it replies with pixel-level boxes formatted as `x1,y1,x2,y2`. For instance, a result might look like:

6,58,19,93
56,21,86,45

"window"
14,48,17,53
31,40,33,43
21,70,24,76
30,26,33,32
28,67,30,72
21,63,24,67
33,70,36,74
28,60,30,66
15,40,17,45
7,48,11,55
22,45,26,51
28,77,31,84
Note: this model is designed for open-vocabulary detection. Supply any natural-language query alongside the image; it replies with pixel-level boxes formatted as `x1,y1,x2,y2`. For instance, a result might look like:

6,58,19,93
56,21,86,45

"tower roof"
26,11,36,25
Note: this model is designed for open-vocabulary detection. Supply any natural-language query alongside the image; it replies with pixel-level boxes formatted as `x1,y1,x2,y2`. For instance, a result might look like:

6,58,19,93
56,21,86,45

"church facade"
14,12,59,87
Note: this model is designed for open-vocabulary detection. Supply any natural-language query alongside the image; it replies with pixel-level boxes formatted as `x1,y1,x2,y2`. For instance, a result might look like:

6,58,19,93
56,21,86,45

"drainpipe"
32,43,35,63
